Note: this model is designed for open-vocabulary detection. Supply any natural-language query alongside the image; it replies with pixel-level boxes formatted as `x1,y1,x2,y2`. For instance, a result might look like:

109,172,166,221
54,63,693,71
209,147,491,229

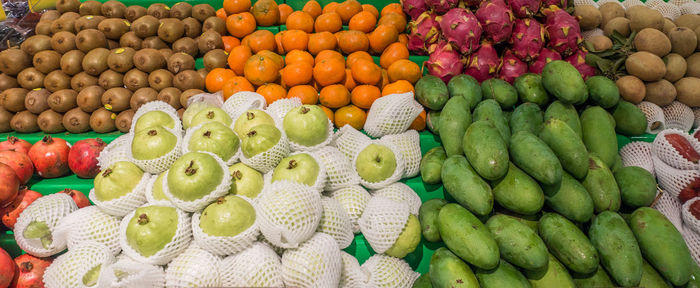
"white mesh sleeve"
381,130,422,178
161,152,232,212
582,29,604,42
144,173,174,207
574,0,598,7
655,3,682,20
89,173,150,217
317,197,354,249
340,251,370,288
98,255,166,288
693,109,700,129
619,141,655,176
191,196,260,256
43,242,115,288
653,156,700,199
119,205,192,265
164,244,221,288
682,224,700,264
620,0,643,9
54,206,121,256
240,131,290,174
353,140,406,190
682,197,700,235
98,134,132,170
359,196,410,254
680,2,700,14
671,0,695,7
326,185,372,233
220,242,285,287
14,193,78,257
653,189,684,232
364,92,424,138
315,146,361,192
333,125,372,160
638,101,666,134
361,254,421,288
652,129,700,170
129,100,183,134
222,91,267,122
663,101,694,132
281,232,342,288
371,182,422,216
265,97,301,121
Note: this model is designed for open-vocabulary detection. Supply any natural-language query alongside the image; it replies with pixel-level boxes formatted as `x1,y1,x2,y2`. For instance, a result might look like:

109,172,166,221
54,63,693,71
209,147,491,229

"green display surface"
0,131,123,145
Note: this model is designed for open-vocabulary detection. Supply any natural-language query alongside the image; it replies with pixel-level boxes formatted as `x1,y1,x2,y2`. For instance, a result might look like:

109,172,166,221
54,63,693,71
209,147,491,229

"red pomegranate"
68,138,106,178
0,188,41,229
59,189,90,208
27,136,70,179
11,254,52,288
0,151,34,185
0,164,19,208
0,137,31,154
0,248,14,287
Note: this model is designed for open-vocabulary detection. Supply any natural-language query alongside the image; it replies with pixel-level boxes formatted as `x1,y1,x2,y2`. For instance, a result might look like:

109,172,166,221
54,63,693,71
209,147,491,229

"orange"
216,8,228,20
346,51,374,68
368,24,399,54
278,3,293,25
226,12,256,38
382,79,414,96
251,0,279,27
281,62,313,87
223,0,250,14
323,2,339,14
334,105,366,129
256,50,284,70
335,0,362,24
380,68,390,88
378,13,407,33
362,4,379,18
381,3,405,18
319,105,334,123
409,110,426,131
319,84,351,108
281,29,309,52
314,12,342,33
243,54,280,86
313,58,346,87
246,30,276,53
337,30,369,54
398,33,408,45
221,36,241,53
308,32,338,55
274,31,285,54
343,68,357,91
286,11,315,33
222,76,255,99
348,11,377,33
257,83,287,104
303,0,323,19
285,50,315,66
228,45,253,75
287,85,319,104
388,59,421,84
315,50,344,65
351,59,381,85
379,42,409,69
205,68,236,92
351,85,381,109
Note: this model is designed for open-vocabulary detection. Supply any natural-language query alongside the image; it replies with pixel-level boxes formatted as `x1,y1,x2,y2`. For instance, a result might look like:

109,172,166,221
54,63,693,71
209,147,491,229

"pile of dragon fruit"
403,0,596,83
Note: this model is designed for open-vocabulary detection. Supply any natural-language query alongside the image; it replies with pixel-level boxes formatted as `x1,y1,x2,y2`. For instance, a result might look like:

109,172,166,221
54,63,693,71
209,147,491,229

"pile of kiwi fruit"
0,0,229,134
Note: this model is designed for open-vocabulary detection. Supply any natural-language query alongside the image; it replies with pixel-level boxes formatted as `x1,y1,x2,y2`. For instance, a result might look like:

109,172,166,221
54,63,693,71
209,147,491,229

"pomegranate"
0,151,34,185
0,188,41,229
0,248,14,287
59,189,90,208
0,164,19,208
27,136,71,179
11,254,52,288
0,137,31,154
68,138,106,178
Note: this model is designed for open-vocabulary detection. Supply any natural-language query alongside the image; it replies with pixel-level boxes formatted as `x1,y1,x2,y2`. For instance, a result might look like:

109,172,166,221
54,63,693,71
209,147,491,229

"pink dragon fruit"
509,0,541,18
426,41,465,82
543,5,582,57
540,0,567,10
499,50,528,83
464,42,500,82
438,8,483,55
426,0,459,14
401,0,428,20
565,49,596,79
529,48,561,73
475,0,515,44
464,0,485,8
407,12,441,55
510,18,544,62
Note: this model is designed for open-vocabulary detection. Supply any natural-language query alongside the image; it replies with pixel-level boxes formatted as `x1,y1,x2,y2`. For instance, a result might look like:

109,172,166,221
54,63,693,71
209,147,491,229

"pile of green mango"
414,61,700,288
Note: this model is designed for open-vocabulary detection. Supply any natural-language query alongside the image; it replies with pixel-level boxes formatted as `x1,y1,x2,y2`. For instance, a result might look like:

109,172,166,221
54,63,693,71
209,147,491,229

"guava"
82,263,102,286
187,121,239,161
271,153,320,186
283,105,329,146
355,144,397,183
199,195,256,237
233,109,275,136
134,111,175,133
151,172,169,201
23,220,52,249
94,161,145,201
228,163,264,198
131,126,177,160
384,214,421,258
125,205,178,257
167,152,224,201
182,102,211,129
189,107,232,128
240,124,281,158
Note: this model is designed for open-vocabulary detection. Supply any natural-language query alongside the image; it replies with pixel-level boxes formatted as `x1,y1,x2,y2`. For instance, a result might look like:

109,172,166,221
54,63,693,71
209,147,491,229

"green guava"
189,107,232,128
355,144,397,183
134,111,175,133
384,214,421,258
240,124,281,158
233,109,275,136
23,220,52,249
82,263,102,287
199,195,256,237
131,126,177,160
271,153,320,186
126,205,178,257
182,102,211,129
283,105,329,146
167,152,224,201
187,121,240,160
151,172,169,201
228,163,264,198
94,161,145,201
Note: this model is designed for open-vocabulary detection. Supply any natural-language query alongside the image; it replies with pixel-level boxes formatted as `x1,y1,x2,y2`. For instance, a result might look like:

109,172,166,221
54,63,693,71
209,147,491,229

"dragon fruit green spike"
499,50,529,84
541,0,568,10
464,42,500,82
565,49,596,79
426,0,459,14
511,18,545,62
407,12,441,55
476,0,515,43
425,41,465,82
529,48,561,74
543,5,583,57
509,0,541,18
401,0,428,20
438,8,483,55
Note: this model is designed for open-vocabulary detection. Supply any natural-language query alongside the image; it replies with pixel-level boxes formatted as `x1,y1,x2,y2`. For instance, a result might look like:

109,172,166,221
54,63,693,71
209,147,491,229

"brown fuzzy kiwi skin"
159,49,174,61
50,32,76,54
180,89,204,108
50,17,77,34
197,30,224,55
124,69,149,91
89,107,117,133
57,0,80,13
35,21,53,36
197,68,208,82
172,37,199,56
44,70,72,92
0,88,29,112
174,70,205,91
132,15,160,38
157,87,183,109
170,2,193,20
37,110,65,133
60,12,81,21
633,28,671,57
107,47,136,73
192,4,215,22
130,87,158,110
119,32,143,50
25,88,52,114
101,87,133,112
60,50,85,76
48,89,78,112
33,50,61,74
182,17,202,38
98,18,131,40
142,36,169,50
77,86,105,113
202,17,226,35
125,6,148,22
63,107,91,133
82,48,111,76
79,0,102,16
148,69,174,91
133,49,166,73
645,79,677,106
17,68,46,90
75,29,107,52
11,111,39,133
98,70,124,90
20,35,52,56
41,10,61,21
168,53,196,74
663,53,687,83
0,73,18,91
203,49,229,70
115,109,135,132
0,49,31,76
101,0,126,19
0,107,12,133
158,18,185,43
148,3,170,19
668,27,698,58
70,72,99,92
74,15,105,32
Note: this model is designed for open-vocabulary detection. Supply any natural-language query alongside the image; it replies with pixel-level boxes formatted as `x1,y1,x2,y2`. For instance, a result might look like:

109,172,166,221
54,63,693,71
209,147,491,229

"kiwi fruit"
675,14,700,30
11,111,39,133
645,79,676,106
158,18,185,43
633,28,671,57
51,17,77,34
70,72,98,92
202,16,226,35
159,49,174,60
174,70,205,91
168,53,196,74
157,87,182,109
0,73,18,90
192,4,215,22
60,50,85,75
130,87,158,110
98,70,124,89
20,35,51,56
0,88,29,112
89,107,117,133
25,88,51,114
148,69,174,91
180,89,204,108
79,0,102,16
0,49,31,76
170,2,192,20
82,48,110,76
125,6,148,22
668,27,698,58
142,36,169,49
198,30,224,54
33,50,62,74
182,17,202,38
37,110,65,133
63,107,91,133
77,85,104,112
101,87,132,112
101,0,127,19
0,107,12,133
172,37,198,55
197,68,208,81
107,47,136,73
41,10,61,21
604,17,631,37
98,18,131,40
115,109,135,132
119,31,142,50
48,89,78,112
17,68,45,90
75,29,107,52
50,32,76,54
35,21,53,36
44,70,72,92
74,15,105,31
57,0,80,13
60,12,81,20
124,69,149,91
148,3,170,19
133,48,166,72
132,15,160,38
203,49,228,70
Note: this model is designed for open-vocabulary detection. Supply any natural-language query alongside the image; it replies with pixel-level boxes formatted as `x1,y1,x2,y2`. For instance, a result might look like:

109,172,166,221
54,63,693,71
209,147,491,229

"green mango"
476,260,531,288
611,154,623,173
509,131,563,186
438,204,500,270
541,60,587,104
419,198,448,242
510,103,544,135
544,101,582,138
486,214,548,271
125,205,178,257
415,75,449,110
448,74,482,110
614,166,657,208
495,213,540,232
514,73,549,107
491,163,544,215
612,100,648,136
581,106,618,168
686,262,700,288
474,99,511,143
482,78,518,109
588,211,643,287
525,254,576,288
439,96,471,157
539,118,589,180
571,266,616,288
463,120,509,180
441,156,493,217
429,247,480,288
538,213,599,274
413,273,433,288
582,154,620,213
639,259,672,288
426,111,440,135
543,172,594,223
586,75,620,108
420,147,447,185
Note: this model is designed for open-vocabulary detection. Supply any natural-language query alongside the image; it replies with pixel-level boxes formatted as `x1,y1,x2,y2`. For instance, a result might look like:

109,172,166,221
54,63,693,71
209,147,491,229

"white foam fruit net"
281,232,342,288
671,0,695,7
98,255,166,288
574,0,597,7
371,182,422,216
621,0,644,9
361,254,421,288
646,0,665,7
181,123,241,165
381,130,422,178
89,172,150,217
653,156,700,199
43,241,115,288
333,125,372,160
682,197,700,235
289,119,335,152
144,172,174,206
683,223,700,264
655,3,682,20
14,193,78,257
220,242,285,287
680,2,700,14
119,205,192,265
192,196,260,256
240,130,290,174
98,134,132,170
652,129,700,170
129,100,183,133
326,185,372,233
663,101,694,132
353,140,406,190
364,92,423,138
638,101,666,134
693,109,700,129
582,28,604,42
258,234,286,256
165,244,221,288
129,126,184,174
317,196,354,249
222,91,267,122
340,251,370,288
162,152,232,212
359,196,410,254
315,146,361,191
54,206,122,256
257,180,322,248
653,189,684,232
265,97,301,120
620,141,655,176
